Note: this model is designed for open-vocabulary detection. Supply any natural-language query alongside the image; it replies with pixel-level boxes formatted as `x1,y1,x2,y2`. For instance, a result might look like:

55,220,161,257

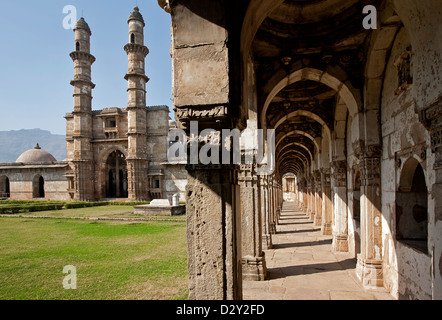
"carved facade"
0,8,187,203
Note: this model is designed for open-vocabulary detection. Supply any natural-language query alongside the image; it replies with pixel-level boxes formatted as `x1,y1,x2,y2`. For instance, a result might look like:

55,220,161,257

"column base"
314,215,322,227
322,223,332,236
270,223,277,235
263,234,273,250
332,234,348,252
356,256,384,289
242,254,268,281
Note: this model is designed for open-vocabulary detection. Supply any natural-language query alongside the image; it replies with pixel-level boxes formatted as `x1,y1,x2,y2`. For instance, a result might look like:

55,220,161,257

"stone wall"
0,164,71,201
380,26,433,299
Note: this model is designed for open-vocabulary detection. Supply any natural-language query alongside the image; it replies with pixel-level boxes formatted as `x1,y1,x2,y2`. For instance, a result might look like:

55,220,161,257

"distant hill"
0,129,66,163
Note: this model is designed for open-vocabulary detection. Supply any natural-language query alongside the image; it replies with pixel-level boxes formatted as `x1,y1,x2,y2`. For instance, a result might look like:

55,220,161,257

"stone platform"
133,199,185,216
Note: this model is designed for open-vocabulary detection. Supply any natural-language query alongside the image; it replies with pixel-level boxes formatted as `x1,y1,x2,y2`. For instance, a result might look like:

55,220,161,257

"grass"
0,208,188,300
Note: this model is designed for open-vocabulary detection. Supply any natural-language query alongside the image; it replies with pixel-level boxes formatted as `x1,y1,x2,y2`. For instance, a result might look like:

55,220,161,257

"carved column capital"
419,97,442,168
238,163,259,187
354,140,382,160
332,160,347,187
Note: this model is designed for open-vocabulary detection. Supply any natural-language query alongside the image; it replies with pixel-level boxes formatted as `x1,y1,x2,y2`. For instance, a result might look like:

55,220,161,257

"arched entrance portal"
105,151,128,199
0,176,10,198
396,159,428,253
33,175,45,198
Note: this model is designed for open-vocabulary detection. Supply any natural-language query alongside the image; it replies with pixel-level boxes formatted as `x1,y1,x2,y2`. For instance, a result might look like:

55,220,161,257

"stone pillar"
163,0,245,300
301,178,307,211
308,177,315,221
260,175,273,250
239,163,267,281
331,160,348,252
268,177,276,234
314,170,323,227
321,168,333,235
419,98,442,299
355,144,383,288
186,164,242,300
275,180,281,222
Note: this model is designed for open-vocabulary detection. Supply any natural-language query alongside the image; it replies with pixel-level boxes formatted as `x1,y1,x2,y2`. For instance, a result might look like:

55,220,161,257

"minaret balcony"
70,51,96,63
124,43,149,57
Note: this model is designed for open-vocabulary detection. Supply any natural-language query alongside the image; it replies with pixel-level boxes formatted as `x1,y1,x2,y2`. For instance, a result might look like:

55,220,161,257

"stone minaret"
69,18,96,201
124,7,150,201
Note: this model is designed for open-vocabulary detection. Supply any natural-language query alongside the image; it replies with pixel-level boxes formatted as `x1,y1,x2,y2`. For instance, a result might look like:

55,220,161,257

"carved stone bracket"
175,105,235,130
419,97,442,168
238,163,259,187
332,160,347,187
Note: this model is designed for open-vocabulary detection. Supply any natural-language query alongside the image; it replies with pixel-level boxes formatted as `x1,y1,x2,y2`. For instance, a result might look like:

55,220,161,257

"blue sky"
0,0,173,135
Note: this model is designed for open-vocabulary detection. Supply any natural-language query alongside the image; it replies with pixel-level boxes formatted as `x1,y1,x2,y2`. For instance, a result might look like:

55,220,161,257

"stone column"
163,0,245,300
268,177,276,234
314,170,323,227
275,180,281,222
239,163,267,281
301,178,307,211
331,160,348,252
260,175,273,250
308,177,315,221
355,145,383,288
186,163,242,300
321,168,332,235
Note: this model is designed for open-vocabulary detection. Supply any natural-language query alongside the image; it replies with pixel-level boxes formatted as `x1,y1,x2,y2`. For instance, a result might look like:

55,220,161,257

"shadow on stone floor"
267,258,357,279
272,238,332,249
277,228,322,235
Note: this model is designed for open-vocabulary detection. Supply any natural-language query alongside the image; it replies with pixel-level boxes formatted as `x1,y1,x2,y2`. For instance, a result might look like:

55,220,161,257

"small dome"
16,144,57,163
128,6,145,24
74,17,91,35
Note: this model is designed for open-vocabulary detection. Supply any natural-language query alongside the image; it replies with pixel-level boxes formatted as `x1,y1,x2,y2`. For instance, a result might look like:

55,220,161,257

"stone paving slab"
243,202,394,300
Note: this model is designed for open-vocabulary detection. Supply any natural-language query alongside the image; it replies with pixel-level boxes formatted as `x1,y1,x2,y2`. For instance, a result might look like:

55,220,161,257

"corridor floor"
243,202,394,300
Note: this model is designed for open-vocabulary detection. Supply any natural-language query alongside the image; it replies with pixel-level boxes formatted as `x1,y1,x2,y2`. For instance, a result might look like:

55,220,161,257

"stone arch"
262,68,361,131
104,150,128,199
276,130,319,152
96,147,128,199
277,143,313,166
396,158,428,253
33,174,45,199
278,149,309,171
275,110,333,164
240,0,284,59
364,11,404,146
0,175,10,198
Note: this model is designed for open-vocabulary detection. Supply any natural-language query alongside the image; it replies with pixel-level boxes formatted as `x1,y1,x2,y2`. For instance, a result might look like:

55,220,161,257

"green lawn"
0,213,188,300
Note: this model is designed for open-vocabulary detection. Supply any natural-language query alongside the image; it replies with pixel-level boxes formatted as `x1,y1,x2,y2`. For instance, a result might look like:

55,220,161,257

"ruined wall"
380,26,433,299
0,165,71,201
393,0,442,111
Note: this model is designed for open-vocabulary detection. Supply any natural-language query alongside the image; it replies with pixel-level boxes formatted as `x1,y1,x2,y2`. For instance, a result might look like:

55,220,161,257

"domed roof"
128,6,145,24
16,144,57,163
74,17,91,35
